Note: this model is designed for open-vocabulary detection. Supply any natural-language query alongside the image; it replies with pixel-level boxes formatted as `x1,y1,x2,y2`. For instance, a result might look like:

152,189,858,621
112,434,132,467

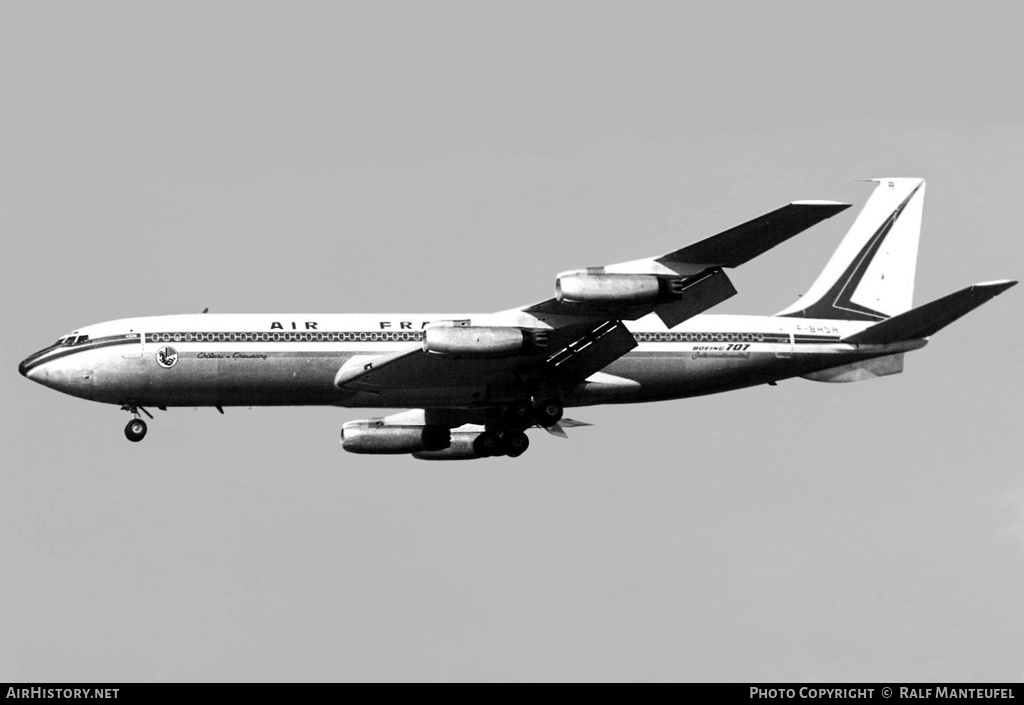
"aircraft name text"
692,351,751,360
197,352,268,360
692,344,752,352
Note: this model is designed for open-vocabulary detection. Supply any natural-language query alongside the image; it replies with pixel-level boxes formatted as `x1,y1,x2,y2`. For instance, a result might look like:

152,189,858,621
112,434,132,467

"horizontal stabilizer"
842,280,1017,345
801,353,904,383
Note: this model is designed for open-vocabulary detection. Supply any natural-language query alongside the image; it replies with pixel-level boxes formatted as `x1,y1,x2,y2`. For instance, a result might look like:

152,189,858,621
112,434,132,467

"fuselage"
19,312,925,410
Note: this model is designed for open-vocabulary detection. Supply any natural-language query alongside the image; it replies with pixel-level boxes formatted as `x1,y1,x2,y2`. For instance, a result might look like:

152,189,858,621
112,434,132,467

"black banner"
2,683,1023,693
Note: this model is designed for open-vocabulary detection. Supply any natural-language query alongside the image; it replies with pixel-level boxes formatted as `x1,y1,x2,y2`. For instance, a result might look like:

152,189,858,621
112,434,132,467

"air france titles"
270,322,319,330
379,321,430,330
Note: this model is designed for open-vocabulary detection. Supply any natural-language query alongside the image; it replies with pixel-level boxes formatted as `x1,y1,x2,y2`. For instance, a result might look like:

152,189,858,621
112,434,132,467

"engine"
341,421,450,454
423,325,547,357
555,270,684,305
412,432,485,460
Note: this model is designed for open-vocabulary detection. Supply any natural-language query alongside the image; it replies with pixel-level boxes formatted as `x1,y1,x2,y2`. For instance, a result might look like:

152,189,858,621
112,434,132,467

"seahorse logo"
156,346,178,369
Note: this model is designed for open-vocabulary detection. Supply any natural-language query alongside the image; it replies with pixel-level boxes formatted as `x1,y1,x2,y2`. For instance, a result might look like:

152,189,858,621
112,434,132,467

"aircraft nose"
20,352,64,390
20,351,50,382
19,355,38,378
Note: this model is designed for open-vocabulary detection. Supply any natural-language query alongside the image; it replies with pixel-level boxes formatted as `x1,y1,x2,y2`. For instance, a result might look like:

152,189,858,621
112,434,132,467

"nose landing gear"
124,418,148,442
121,404,153,442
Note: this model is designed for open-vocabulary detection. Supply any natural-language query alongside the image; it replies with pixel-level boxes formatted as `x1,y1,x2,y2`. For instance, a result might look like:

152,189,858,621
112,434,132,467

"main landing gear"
531,397,564,428
475,396,563,459
121,404,153,443
473,429,530,458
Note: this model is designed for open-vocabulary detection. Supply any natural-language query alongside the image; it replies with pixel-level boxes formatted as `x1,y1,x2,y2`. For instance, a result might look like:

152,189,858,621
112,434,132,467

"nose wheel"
124,418,148,442
120,403,153,442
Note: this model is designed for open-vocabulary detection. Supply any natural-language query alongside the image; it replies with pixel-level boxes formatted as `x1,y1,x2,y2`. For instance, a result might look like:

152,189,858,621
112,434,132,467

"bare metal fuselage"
19,312,922,412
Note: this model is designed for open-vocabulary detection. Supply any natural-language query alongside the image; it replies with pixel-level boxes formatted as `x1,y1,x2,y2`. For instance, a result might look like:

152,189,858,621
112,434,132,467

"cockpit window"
51,334,91,348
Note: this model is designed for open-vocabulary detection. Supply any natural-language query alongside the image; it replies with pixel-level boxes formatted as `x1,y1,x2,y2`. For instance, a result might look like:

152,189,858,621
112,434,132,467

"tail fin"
842,280,1017,345
777,178,926,321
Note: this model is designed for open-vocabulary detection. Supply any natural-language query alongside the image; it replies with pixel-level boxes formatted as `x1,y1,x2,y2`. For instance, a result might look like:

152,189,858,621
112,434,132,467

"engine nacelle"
423,326,544,357
412,432,484,460
341,421,450,454
555,270,684,305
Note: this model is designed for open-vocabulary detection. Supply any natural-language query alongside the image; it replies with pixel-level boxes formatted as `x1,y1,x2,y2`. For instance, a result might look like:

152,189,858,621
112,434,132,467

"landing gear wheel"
532,398,563,428
504,399,534,430
502,431,530,458
473,431,502,458
124,418,148,442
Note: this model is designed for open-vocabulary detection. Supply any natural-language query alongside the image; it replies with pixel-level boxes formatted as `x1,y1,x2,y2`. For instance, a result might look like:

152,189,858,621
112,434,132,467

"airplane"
19,178,1016,460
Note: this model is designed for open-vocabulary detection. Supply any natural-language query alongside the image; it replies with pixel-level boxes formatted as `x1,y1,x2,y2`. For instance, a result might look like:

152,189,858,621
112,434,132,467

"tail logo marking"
785,182,922,321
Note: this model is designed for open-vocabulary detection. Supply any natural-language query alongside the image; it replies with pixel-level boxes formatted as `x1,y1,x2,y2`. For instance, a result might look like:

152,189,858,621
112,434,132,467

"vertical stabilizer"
777,178,926,320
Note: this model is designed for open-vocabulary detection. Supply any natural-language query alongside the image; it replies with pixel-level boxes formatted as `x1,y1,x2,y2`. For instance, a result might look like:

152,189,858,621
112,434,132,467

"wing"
335,199,850,404
522,200,850,326
334,320,636,404
656,200,852,268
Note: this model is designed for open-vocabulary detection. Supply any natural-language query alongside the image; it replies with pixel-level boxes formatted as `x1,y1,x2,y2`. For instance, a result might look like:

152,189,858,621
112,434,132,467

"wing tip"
973,279,1018,293
789,200,852,216
791,199,849,206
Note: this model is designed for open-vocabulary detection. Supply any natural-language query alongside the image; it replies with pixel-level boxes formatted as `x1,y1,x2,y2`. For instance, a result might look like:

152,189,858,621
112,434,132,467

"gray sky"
2,1,1022,682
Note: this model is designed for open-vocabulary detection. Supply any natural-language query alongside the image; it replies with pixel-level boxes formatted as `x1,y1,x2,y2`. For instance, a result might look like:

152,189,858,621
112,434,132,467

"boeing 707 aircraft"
19,178,1016,460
